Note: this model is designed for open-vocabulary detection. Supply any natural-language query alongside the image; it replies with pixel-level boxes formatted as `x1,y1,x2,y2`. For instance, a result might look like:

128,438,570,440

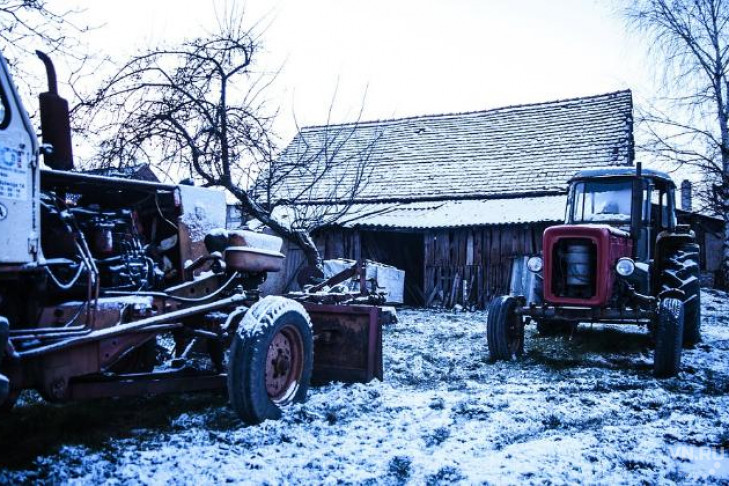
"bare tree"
627,0,729,287
251,107,384,266
0,1,88,91
78,8,382,269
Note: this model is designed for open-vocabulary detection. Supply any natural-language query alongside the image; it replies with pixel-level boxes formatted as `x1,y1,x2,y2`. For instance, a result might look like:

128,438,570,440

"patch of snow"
2,290,729,484
178,185,227,242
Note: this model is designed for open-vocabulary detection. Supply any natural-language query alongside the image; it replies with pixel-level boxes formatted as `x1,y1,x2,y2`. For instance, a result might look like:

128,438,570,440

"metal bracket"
27,236,39,256
658,288,685,301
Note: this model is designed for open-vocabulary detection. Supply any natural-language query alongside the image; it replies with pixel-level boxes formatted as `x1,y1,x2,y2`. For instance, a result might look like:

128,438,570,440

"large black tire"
660,242,701,346
487,296,524,361
654,297,684,378
228,296,313,424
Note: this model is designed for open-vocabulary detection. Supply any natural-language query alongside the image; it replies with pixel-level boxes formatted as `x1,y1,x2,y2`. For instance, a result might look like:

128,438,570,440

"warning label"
0,145,28,201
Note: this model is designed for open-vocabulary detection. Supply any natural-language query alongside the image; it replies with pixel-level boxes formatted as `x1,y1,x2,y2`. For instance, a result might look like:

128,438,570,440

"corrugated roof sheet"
272,195,567,229
265,90,633,205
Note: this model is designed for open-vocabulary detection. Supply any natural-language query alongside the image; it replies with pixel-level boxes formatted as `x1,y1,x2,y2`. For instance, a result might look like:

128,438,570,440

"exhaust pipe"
36,50,73,171
631,161,643,254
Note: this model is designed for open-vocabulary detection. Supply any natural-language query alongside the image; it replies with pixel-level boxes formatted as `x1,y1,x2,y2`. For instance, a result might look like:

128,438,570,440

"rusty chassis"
14,293,249,360
513,281,688,326
3,274,384,403
517,303,655,325
3,275,255,401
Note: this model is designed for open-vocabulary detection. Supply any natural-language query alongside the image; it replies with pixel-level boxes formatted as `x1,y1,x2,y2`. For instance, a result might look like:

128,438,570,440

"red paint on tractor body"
543,225,632,307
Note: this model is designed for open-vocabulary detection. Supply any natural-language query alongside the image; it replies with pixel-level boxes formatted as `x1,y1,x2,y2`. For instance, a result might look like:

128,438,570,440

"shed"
263,90,636,307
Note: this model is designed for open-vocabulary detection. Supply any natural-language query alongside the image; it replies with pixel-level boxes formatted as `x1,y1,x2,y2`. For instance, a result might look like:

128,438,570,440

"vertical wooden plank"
482,227,490,303
441,231,450,265
331,230,345,259
502,227,512,296
473,228,482,265
489,226,500,300
424,231,433,265
483,228,489,302
477,263,484,308
353,230,362,261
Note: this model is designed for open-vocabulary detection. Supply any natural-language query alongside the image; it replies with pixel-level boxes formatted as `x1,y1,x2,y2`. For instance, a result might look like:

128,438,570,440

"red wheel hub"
265,324,304,403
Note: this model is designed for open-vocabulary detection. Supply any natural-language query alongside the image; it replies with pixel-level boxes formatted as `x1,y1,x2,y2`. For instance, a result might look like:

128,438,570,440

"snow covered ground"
2,290,729,485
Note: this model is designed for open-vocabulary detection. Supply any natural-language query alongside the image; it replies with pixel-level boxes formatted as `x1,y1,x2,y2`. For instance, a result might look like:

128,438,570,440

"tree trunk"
226,185,323,269
722,182,729,289
720,117,729,289
713,73,729,289
293,230,322,268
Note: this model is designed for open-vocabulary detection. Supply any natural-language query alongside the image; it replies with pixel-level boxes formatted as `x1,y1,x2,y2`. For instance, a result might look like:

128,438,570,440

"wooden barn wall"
266,224,550,309
423,224,550,309
260,229,361,296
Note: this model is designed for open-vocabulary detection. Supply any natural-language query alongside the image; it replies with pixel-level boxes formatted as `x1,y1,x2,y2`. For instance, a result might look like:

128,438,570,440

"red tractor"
487,164,700,377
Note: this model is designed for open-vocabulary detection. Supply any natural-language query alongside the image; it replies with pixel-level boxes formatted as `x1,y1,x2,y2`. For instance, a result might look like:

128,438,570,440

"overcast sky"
53,0,651,144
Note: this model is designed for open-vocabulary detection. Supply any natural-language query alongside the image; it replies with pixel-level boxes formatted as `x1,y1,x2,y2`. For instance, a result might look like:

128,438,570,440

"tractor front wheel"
653,297,684,378
487,296,524,361
227,297,313,424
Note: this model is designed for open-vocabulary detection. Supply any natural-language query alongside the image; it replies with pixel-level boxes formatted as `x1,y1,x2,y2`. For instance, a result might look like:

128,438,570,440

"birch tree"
627,0,729,287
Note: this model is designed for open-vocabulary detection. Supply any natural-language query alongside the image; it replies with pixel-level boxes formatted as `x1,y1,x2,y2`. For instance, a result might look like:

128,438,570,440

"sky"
51,0,652,144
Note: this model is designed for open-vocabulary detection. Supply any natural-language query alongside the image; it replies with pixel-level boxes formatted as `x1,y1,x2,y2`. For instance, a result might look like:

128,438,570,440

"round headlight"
615,258,635,277
527,256,543,273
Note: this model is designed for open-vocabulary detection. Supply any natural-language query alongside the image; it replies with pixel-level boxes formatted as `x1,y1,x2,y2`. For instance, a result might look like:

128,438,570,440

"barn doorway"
360,230,424,306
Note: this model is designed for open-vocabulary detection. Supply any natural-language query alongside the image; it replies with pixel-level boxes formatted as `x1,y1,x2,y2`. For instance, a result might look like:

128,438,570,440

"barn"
262,90,637,307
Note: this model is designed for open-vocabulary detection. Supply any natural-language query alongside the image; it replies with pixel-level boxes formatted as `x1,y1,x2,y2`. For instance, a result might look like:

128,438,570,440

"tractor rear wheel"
228,296,313,424
653,297,684,378
660,242,701,346
487,296,524,361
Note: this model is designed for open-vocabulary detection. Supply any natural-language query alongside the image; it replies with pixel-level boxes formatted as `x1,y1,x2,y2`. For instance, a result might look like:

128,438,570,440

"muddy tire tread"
661,243,701,346
487,296,522,361
227,296,313,424
654,297,684,378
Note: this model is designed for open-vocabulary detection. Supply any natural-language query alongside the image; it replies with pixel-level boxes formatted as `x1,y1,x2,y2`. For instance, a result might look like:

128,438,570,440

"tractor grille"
551,238,597,299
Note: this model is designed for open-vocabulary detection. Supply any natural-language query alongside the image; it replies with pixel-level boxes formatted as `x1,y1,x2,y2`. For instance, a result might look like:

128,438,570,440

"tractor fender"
653,231,697,291
235,296,312,340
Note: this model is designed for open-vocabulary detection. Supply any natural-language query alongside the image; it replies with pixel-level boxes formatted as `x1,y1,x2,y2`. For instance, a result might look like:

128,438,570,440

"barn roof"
269,90,634,205
337,195,568,229
270,194,567,230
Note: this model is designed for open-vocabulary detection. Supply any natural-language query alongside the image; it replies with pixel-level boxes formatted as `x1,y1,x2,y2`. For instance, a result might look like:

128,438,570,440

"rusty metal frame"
519,304,655,324
304,303,383,385
3,293,384,403
15,293,247,359
68,371,226,401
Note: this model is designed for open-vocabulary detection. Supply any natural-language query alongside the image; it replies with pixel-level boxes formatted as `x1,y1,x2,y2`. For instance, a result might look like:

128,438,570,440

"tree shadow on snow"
526,324,654,374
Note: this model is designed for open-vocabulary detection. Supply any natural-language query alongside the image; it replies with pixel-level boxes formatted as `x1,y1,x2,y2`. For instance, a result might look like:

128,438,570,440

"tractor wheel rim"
265,324,304,404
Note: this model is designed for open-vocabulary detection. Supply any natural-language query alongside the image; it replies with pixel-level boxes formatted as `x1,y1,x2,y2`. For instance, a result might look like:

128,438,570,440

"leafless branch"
80,3,381,269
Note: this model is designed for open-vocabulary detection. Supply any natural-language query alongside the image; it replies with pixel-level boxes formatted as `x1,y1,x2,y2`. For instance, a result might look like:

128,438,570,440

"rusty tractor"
0,52,383,423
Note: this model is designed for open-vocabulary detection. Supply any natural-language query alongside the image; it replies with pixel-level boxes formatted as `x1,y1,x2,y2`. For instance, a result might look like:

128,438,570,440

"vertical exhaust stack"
36,50,73,171
681,180,693,212
631,162,643,254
